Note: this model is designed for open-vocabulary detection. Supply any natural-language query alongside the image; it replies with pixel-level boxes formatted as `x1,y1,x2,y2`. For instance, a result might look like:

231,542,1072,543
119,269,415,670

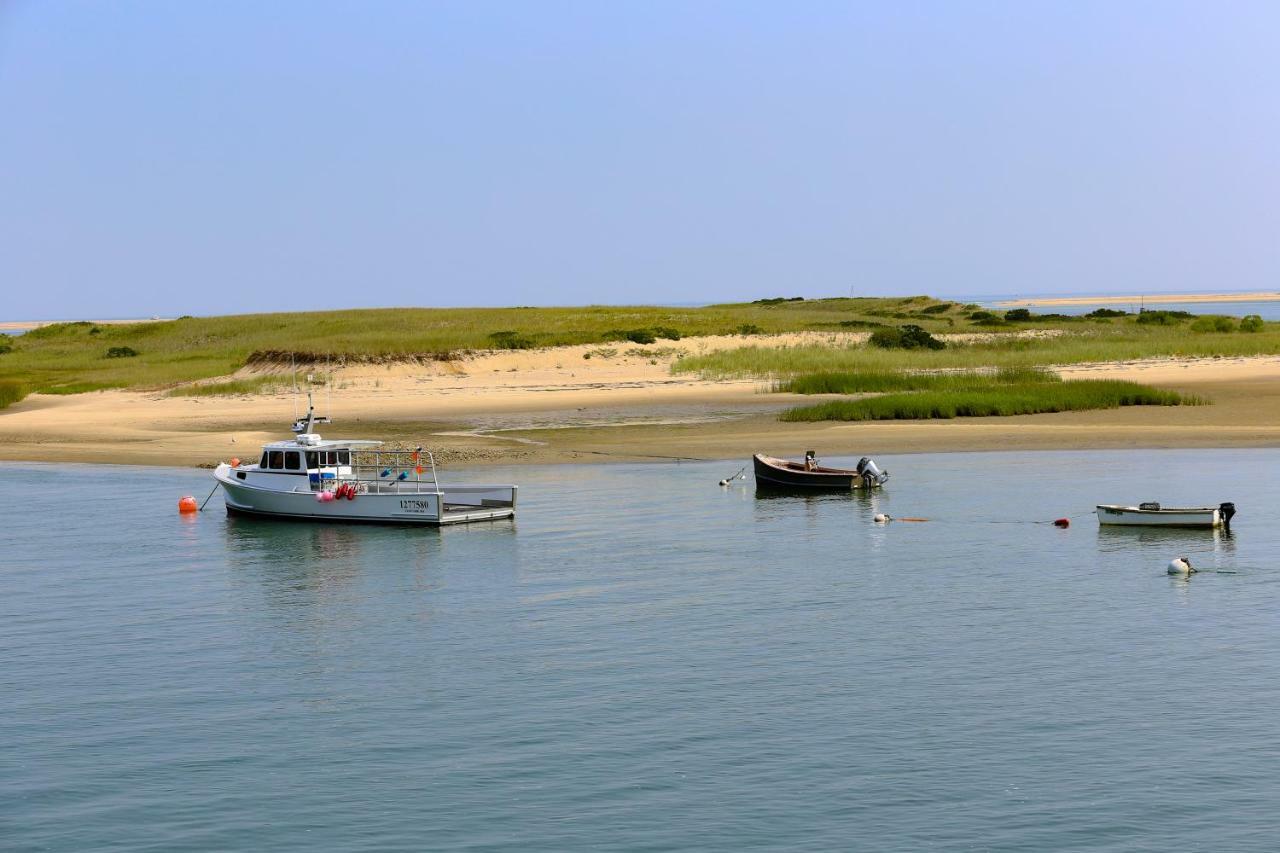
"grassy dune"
781,380,1197,422
675,322,1280,378
0,297,964,407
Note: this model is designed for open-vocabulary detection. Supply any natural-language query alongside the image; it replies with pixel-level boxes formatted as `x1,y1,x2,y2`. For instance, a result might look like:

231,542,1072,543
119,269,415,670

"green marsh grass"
780,380,1198,422
776,367,1057,394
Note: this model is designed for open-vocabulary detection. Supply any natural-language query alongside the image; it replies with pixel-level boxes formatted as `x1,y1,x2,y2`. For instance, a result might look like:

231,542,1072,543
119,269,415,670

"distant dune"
998,292,1280,307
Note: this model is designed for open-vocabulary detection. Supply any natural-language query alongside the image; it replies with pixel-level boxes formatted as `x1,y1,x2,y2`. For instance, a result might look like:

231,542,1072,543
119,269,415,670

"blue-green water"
4,451,1279,851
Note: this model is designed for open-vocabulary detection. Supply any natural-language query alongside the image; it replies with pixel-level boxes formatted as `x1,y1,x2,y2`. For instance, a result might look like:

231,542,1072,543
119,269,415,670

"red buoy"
178,495,198,514
1053,517,1070,528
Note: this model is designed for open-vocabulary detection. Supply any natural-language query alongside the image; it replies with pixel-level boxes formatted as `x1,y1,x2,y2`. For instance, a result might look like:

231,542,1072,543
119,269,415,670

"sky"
2,1,1278,318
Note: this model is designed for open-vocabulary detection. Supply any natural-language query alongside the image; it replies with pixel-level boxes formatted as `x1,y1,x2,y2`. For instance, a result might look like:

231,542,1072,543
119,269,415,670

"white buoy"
719,479,729,486
873,513,890,524
1167,556,1196,575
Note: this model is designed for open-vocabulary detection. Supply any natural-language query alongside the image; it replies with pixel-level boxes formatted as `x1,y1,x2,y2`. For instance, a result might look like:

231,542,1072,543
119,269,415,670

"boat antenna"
291,352,298,422
326,352,332,421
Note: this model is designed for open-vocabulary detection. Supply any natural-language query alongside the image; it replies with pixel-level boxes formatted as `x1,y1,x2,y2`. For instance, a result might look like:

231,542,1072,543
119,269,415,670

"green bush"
0,340,12,355
1004,308,1033,322
1191,316,1236,333
488,330,536,349
1086,308,1129,318
920,302,953,314
652,326,682,341
1136,310,1193,325
736,324,764,335
869,325,945,350
1240,315,1264,333
105,346,139,358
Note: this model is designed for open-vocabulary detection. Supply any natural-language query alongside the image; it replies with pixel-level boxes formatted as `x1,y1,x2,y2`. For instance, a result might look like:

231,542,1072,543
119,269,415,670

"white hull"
215,465,515,525
1096,505,1220,528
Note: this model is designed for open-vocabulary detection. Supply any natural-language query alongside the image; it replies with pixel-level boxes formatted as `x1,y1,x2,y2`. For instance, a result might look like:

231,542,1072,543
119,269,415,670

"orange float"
178,495,199,514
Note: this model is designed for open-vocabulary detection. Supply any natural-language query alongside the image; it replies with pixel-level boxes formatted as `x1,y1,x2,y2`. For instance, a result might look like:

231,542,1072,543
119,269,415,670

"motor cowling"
1219,502,1236,529
856,457,889,487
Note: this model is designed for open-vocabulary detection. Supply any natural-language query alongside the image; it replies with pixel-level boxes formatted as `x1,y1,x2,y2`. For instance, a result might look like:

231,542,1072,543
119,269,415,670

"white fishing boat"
212,397,516,525
1095,502,1235,529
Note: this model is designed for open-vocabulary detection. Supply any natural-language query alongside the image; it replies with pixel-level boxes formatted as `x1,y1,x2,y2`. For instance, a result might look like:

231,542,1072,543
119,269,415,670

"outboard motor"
1219,502,1236,530
855,457,890,488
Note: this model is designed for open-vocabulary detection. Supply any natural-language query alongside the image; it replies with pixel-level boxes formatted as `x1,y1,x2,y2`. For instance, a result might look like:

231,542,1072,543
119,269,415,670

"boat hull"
753,454,875,490
1095,505,1220,528
215,467,515,525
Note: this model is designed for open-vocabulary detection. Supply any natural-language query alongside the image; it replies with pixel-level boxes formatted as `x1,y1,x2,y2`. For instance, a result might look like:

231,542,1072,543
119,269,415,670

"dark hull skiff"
752,453,886,491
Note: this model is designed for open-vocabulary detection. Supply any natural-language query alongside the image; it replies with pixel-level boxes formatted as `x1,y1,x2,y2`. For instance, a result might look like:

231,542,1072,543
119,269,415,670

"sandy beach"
3,331,1280,469
996,291,1280,307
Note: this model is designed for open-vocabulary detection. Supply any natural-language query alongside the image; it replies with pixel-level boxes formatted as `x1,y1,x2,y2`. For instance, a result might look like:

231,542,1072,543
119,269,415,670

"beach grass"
165,375,293,397
780,380,1198,422
675,319,1280,378
0,379,27,410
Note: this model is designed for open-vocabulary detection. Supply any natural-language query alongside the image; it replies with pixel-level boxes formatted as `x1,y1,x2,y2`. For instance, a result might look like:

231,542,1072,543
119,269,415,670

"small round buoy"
1167,557,1196,575
1053,518,1070,528
178,495,198,514
719,479,729,486
873,513,889,523
315,492,325,503
229,457,241,468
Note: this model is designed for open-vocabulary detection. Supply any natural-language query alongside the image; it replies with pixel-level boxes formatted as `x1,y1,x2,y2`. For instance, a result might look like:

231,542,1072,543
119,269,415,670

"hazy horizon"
3,1,1278,319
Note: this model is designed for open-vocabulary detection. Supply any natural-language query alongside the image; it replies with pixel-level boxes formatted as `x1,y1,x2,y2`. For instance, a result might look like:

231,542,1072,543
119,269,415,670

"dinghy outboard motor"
856,457,890,488
1219,502,1236,530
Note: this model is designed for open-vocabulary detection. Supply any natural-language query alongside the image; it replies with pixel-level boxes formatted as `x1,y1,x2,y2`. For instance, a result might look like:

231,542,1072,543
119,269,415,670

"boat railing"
306,448,443,494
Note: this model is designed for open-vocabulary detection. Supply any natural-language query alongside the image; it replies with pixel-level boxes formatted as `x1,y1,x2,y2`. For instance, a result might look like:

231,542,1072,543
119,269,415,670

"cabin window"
305,452,318,469
259,452,269,469
284,451,301,471
338,450,350,465
268,450,284,469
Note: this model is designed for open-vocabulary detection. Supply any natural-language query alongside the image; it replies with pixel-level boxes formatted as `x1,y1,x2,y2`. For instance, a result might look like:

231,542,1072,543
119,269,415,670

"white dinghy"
212,397,516,525
1096,502,1235,529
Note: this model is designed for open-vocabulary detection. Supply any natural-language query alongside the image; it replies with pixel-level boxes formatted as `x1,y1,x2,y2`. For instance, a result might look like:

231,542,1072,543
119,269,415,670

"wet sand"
2,334,1279,468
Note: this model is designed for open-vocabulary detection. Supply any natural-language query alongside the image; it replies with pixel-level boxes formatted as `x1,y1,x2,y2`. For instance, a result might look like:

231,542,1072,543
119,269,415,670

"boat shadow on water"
1095,523,1236,555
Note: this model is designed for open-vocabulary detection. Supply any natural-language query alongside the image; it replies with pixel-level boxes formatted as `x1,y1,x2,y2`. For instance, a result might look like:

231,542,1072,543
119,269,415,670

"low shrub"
1191,316,1236,333
488,330,536,349
105,346,139,358
920,302,953,314
1240,315,1264,333
0,340,12,355
1004,308,1033,322
868,325,945,350
736,324,764,335
1136,310,1194,325
1086,308,1129,318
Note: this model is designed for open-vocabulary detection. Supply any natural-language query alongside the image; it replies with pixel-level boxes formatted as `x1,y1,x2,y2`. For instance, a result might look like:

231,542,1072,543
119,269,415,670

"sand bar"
997,292,1280,307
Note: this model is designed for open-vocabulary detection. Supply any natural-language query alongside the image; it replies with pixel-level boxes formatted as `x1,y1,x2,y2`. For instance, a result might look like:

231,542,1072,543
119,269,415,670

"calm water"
975,297,1280,320
4,451,1279,851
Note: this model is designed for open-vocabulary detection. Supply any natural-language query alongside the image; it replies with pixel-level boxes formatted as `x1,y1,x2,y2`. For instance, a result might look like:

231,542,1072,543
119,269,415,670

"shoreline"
3,331,1280,468
995,291,1280,307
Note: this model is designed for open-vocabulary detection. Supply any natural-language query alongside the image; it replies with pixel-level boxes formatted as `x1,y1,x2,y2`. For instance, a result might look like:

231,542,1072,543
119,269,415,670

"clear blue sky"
2,1,1277,318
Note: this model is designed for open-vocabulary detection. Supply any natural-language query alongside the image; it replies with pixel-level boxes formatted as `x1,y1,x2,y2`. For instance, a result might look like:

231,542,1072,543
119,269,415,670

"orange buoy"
1053,518,1070,528
229,457,241,468
178,495,199,514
